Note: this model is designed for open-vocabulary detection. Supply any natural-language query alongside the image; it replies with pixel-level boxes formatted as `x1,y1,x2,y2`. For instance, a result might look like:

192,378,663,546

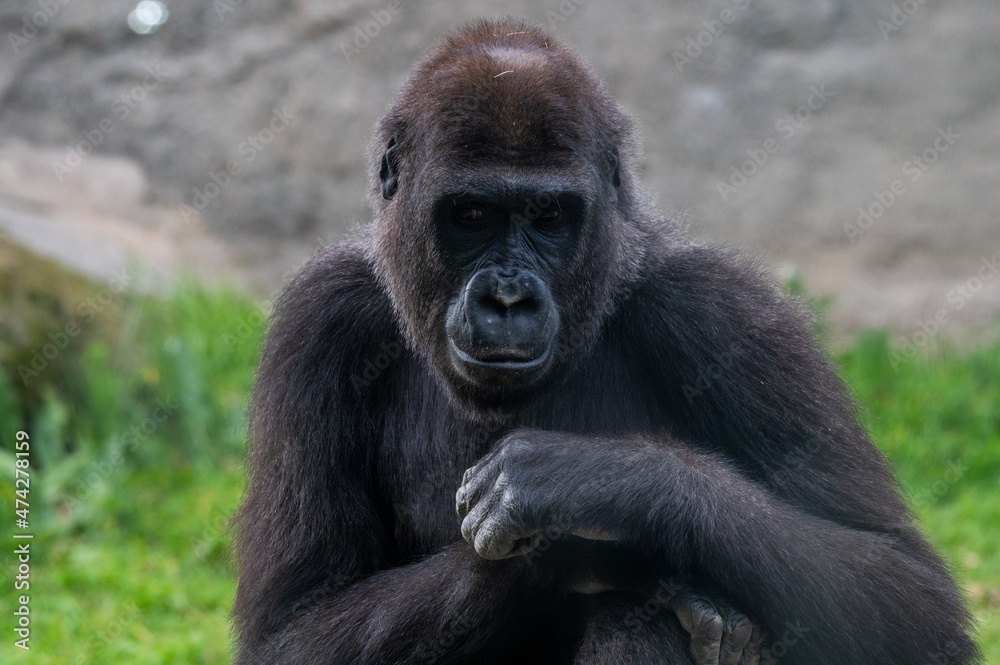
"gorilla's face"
395,145,625,412
372,32,639,415
435,182,585,392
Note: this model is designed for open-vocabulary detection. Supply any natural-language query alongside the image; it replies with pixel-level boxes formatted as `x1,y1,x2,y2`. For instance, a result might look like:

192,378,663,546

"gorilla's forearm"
458,431,977,665
237,543,562,665
610,441,968,665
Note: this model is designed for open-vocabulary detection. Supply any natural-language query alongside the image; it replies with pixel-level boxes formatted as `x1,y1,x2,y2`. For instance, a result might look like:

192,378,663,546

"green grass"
0,282,997,663
838,331,1000,657
0,282,262,663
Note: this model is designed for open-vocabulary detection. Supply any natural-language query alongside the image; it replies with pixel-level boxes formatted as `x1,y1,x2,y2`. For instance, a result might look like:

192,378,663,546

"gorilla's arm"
233,246,560,664
242,543,561,664
459,431,973,664
458,245,978,665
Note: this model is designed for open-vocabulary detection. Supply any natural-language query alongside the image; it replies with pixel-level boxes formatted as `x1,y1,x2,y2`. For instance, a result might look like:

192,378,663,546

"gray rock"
0,0,998,337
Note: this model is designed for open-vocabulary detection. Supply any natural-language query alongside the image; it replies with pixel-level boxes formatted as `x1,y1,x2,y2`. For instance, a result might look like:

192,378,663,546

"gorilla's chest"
377,360,664,560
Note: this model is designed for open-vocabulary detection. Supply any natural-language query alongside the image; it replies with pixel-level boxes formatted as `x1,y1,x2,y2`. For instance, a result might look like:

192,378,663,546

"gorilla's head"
369,18,650,416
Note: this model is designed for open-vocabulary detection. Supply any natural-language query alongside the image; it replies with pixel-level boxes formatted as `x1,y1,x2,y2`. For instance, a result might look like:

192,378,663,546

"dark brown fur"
233,18,978,665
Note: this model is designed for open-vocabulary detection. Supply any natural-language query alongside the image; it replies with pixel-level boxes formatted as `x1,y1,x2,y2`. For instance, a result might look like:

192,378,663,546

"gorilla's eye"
536,208,561,222
455,205,487,222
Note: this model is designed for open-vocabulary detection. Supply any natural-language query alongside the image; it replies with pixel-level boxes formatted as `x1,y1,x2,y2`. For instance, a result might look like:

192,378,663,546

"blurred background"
0,0,997,663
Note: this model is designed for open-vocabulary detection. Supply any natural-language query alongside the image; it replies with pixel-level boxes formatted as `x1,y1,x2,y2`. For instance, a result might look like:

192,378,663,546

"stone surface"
0,0,998,340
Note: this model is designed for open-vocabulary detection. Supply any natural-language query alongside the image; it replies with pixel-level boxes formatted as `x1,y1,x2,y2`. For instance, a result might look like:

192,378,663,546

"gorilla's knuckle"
677,599,722,640
727,615,752,642
455,487,470,518
461,519,475,545
474,523,506,559
697,612,724,640
493,470,510,490
501,436,533,458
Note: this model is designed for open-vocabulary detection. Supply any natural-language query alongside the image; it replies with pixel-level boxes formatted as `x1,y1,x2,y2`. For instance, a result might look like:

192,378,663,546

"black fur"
233,18,978,665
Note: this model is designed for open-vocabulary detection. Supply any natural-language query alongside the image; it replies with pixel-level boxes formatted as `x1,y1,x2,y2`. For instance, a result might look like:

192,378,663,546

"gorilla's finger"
473,516,517,559
720,612,753,665
460,483,504,546
455,485,469,519
675,598,724,665
455,474,490,523
738,624,766,665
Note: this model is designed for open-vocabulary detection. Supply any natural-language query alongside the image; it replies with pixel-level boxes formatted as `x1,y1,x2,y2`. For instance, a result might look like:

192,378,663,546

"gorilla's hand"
672,590,771,665
455,430,620,560
455,434,544,560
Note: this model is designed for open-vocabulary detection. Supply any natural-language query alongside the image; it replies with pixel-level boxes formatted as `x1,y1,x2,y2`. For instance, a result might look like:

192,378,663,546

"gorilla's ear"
380,138,400,200
609,147,621,189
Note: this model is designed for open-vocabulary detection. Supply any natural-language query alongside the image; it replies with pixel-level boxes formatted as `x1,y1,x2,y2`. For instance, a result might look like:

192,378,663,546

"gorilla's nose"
470,270,544,320
463,268,551,359
483,273,538,311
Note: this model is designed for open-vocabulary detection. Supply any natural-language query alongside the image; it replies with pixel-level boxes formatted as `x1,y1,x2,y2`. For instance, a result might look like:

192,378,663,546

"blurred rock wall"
0,0,998,336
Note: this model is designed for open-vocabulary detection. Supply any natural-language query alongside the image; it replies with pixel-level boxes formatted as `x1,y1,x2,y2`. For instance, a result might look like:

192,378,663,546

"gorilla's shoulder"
627,242,805,335
282,242,383,304
267,242,397,353
639,242,772,298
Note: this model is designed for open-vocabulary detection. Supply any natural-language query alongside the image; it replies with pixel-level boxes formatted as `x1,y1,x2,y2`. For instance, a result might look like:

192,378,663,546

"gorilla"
233,18,977,665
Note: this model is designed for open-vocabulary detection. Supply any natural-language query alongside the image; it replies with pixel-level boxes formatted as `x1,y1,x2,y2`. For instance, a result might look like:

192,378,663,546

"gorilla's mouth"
442,265,560,389
447,337,552,374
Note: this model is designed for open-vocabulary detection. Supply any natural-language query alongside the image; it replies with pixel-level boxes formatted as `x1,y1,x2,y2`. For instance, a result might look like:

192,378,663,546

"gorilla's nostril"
482,291,539,316
494,290,525,309
509,298,539,317
479,295,509,318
